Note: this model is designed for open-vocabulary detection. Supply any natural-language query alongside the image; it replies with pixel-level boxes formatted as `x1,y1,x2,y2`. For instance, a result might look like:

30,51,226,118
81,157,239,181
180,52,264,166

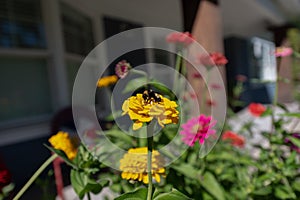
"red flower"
166,32,194,46
248,103,266,117
198,52,228,66
0,169,11,191
222,131,245,148
210,53,228,65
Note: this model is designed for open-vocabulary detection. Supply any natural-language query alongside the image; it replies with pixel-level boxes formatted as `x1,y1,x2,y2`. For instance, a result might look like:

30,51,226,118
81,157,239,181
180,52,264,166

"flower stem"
13,154,58,200
147,121,155,200
87,192,91,200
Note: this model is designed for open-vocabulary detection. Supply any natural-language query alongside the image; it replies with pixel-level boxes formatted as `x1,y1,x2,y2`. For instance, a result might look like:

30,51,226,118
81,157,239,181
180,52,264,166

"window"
0,0,46,48
61,3,94,56
251,37,276,82
0,57,52,126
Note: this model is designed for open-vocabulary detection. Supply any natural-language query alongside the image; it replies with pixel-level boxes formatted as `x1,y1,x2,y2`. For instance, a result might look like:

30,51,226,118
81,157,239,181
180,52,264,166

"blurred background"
0,0,299,199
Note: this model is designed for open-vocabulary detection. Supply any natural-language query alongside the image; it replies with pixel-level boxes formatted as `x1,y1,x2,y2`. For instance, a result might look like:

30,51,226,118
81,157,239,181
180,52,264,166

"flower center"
192,124,203,134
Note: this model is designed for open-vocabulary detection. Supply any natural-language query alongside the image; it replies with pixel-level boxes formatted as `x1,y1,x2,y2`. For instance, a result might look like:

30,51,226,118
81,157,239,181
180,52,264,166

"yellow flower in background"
122,92,179,130
49,131,77,160
97,75,118,88
120,147,165,184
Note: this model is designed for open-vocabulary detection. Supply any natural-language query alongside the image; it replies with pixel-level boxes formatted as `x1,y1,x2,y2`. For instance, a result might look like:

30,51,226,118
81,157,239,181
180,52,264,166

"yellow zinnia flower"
122,92,179,130
48,131,77,160
119,147,165,184
97,75,118,88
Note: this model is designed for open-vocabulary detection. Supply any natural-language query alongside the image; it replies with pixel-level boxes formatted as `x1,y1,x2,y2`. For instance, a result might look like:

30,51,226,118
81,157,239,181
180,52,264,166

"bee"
142,89,162,104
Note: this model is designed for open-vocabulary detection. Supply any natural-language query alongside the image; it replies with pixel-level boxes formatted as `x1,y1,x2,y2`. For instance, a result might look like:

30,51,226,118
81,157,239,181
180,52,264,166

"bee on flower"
122,89,179,130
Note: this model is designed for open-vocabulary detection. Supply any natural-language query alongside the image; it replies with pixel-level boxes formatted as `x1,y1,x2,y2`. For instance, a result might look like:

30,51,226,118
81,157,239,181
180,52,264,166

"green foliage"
115,187,147,200
153,188,191,200
70,170,109,199
45,44,300,200
123,77,148,94
44,144,76,168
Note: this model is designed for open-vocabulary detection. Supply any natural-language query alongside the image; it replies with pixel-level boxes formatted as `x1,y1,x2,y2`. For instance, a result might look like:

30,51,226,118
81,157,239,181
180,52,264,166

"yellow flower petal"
143,174,149,184
121,92,179,130
49,131,77,160
133,122,143,130
122,100,129,115
119,147,165,184
154,173,161,183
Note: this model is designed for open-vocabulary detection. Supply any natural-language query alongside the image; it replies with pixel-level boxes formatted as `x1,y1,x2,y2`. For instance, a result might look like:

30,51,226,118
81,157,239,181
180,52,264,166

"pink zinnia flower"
115,60,131,79
275,47,293,57
180,114,217,147
197,52,228,66
222,131,245,148
166,32,194,46
248,103,266,117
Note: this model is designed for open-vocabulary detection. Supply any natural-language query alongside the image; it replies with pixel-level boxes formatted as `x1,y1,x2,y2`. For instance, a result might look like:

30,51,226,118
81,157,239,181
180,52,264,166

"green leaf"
71,170,88,199
114,187,147,200
280,113,300,118
105,110,123,121
292,180,300,192
154,188,191,200
252,186,272,196
171,163,200,179
104,129,133,144
202,191,214,200
260,107,272,117
44,144,76,168
123,77,148,94
286,151,297,165
70,170,106,199
200,172,225,200
277,103,289,112
287,136,300,148
275,185,296,199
